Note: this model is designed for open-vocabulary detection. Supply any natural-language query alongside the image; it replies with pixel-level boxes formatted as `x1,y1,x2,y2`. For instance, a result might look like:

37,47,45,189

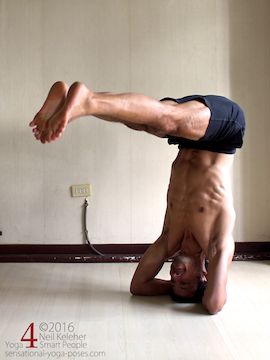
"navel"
198,206,204,213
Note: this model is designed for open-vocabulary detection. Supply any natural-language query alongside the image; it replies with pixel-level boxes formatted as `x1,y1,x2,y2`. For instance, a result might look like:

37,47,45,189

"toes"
34,131,41,140
30,113,43,127
32,122,45,139
47,128,54,143
40,131,48,144
32,127,41,140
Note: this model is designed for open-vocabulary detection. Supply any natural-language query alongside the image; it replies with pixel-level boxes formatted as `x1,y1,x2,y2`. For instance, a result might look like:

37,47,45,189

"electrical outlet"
71,184,91,197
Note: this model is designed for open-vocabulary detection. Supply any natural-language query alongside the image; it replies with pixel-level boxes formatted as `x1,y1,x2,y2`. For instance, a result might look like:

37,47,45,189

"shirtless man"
29,81,245,314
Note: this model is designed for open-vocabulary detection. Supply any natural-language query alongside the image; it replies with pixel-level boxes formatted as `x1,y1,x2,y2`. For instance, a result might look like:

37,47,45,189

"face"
170,255,202,298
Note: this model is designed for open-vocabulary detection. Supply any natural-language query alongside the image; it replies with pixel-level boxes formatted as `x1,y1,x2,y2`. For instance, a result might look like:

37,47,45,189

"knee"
160,105,179,134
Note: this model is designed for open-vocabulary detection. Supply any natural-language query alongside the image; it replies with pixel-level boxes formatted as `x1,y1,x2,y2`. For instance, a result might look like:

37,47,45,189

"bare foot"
29,81,68,142
38,82,92,143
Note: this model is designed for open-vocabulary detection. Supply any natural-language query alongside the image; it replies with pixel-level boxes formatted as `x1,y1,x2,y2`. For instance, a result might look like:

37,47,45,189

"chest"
166,211,215,257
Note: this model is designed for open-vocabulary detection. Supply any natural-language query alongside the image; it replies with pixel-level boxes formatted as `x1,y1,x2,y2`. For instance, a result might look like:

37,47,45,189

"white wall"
229,0,270,242
0,0,269,245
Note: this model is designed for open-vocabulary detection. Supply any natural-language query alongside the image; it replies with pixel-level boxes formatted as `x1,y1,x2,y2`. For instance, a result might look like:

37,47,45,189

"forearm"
130,278,172,296
202,249,232,314
203,273,227,314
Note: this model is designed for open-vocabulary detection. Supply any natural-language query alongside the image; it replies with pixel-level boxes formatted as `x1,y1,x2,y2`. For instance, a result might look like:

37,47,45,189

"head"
170,254,207,303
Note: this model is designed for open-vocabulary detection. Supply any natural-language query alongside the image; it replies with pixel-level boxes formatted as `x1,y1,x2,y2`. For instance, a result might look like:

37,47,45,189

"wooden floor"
0,261,269,360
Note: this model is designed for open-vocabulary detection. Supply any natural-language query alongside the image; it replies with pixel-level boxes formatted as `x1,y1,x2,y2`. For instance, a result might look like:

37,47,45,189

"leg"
89,94,210,140
30,82,174,143
30,81,210,143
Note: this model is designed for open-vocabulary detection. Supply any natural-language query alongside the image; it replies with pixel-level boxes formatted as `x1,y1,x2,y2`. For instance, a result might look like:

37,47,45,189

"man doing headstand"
29,81,245,314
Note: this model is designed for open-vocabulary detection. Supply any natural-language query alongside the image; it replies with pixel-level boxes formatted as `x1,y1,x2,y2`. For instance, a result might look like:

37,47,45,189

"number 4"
21,323,38,348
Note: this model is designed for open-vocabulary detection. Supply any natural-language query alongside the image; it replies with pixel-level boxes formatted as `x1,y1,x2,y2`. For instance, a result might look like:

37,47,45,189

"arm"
202,207,236,314
130,236,172,296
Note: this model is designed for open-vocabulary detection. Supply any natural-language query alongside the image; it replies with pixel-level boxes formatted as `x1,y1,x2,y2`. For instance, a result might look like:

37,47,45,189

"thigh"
162,99,211,140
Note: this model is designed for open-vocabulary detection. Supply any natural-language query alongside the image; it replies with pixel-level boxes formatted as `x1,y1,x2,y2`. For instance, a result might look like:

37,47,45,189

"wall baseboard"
0,242,270,262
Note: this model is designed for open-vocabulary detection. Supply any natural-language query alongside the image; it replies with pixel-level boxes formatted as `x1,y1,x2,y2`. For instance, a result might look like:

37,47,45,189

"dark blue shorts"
160,95,246,154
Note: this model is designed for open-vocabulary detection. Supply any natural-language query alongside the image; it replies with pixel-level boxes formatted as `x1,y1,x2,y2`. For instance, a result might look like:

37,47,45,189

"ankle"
84,89,95,116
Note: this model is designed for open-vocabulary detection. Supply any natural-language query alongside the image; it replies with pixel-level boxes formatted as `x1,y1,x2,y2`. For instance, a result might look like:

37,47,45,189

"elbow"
130,281,142,296
130,285,138,296
204,304,222,315
130,280,150,296
202,298,226,315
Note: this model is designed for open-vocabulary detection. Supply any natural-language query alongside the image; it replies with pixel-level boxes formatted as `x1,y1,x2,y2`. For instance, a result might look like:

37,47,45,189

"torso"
163,148,234,259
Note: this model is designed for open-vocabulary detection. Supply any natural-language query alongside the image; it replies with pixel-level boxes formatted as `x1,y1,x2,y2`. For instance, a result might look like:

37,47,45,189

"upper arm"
203,207,235,314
